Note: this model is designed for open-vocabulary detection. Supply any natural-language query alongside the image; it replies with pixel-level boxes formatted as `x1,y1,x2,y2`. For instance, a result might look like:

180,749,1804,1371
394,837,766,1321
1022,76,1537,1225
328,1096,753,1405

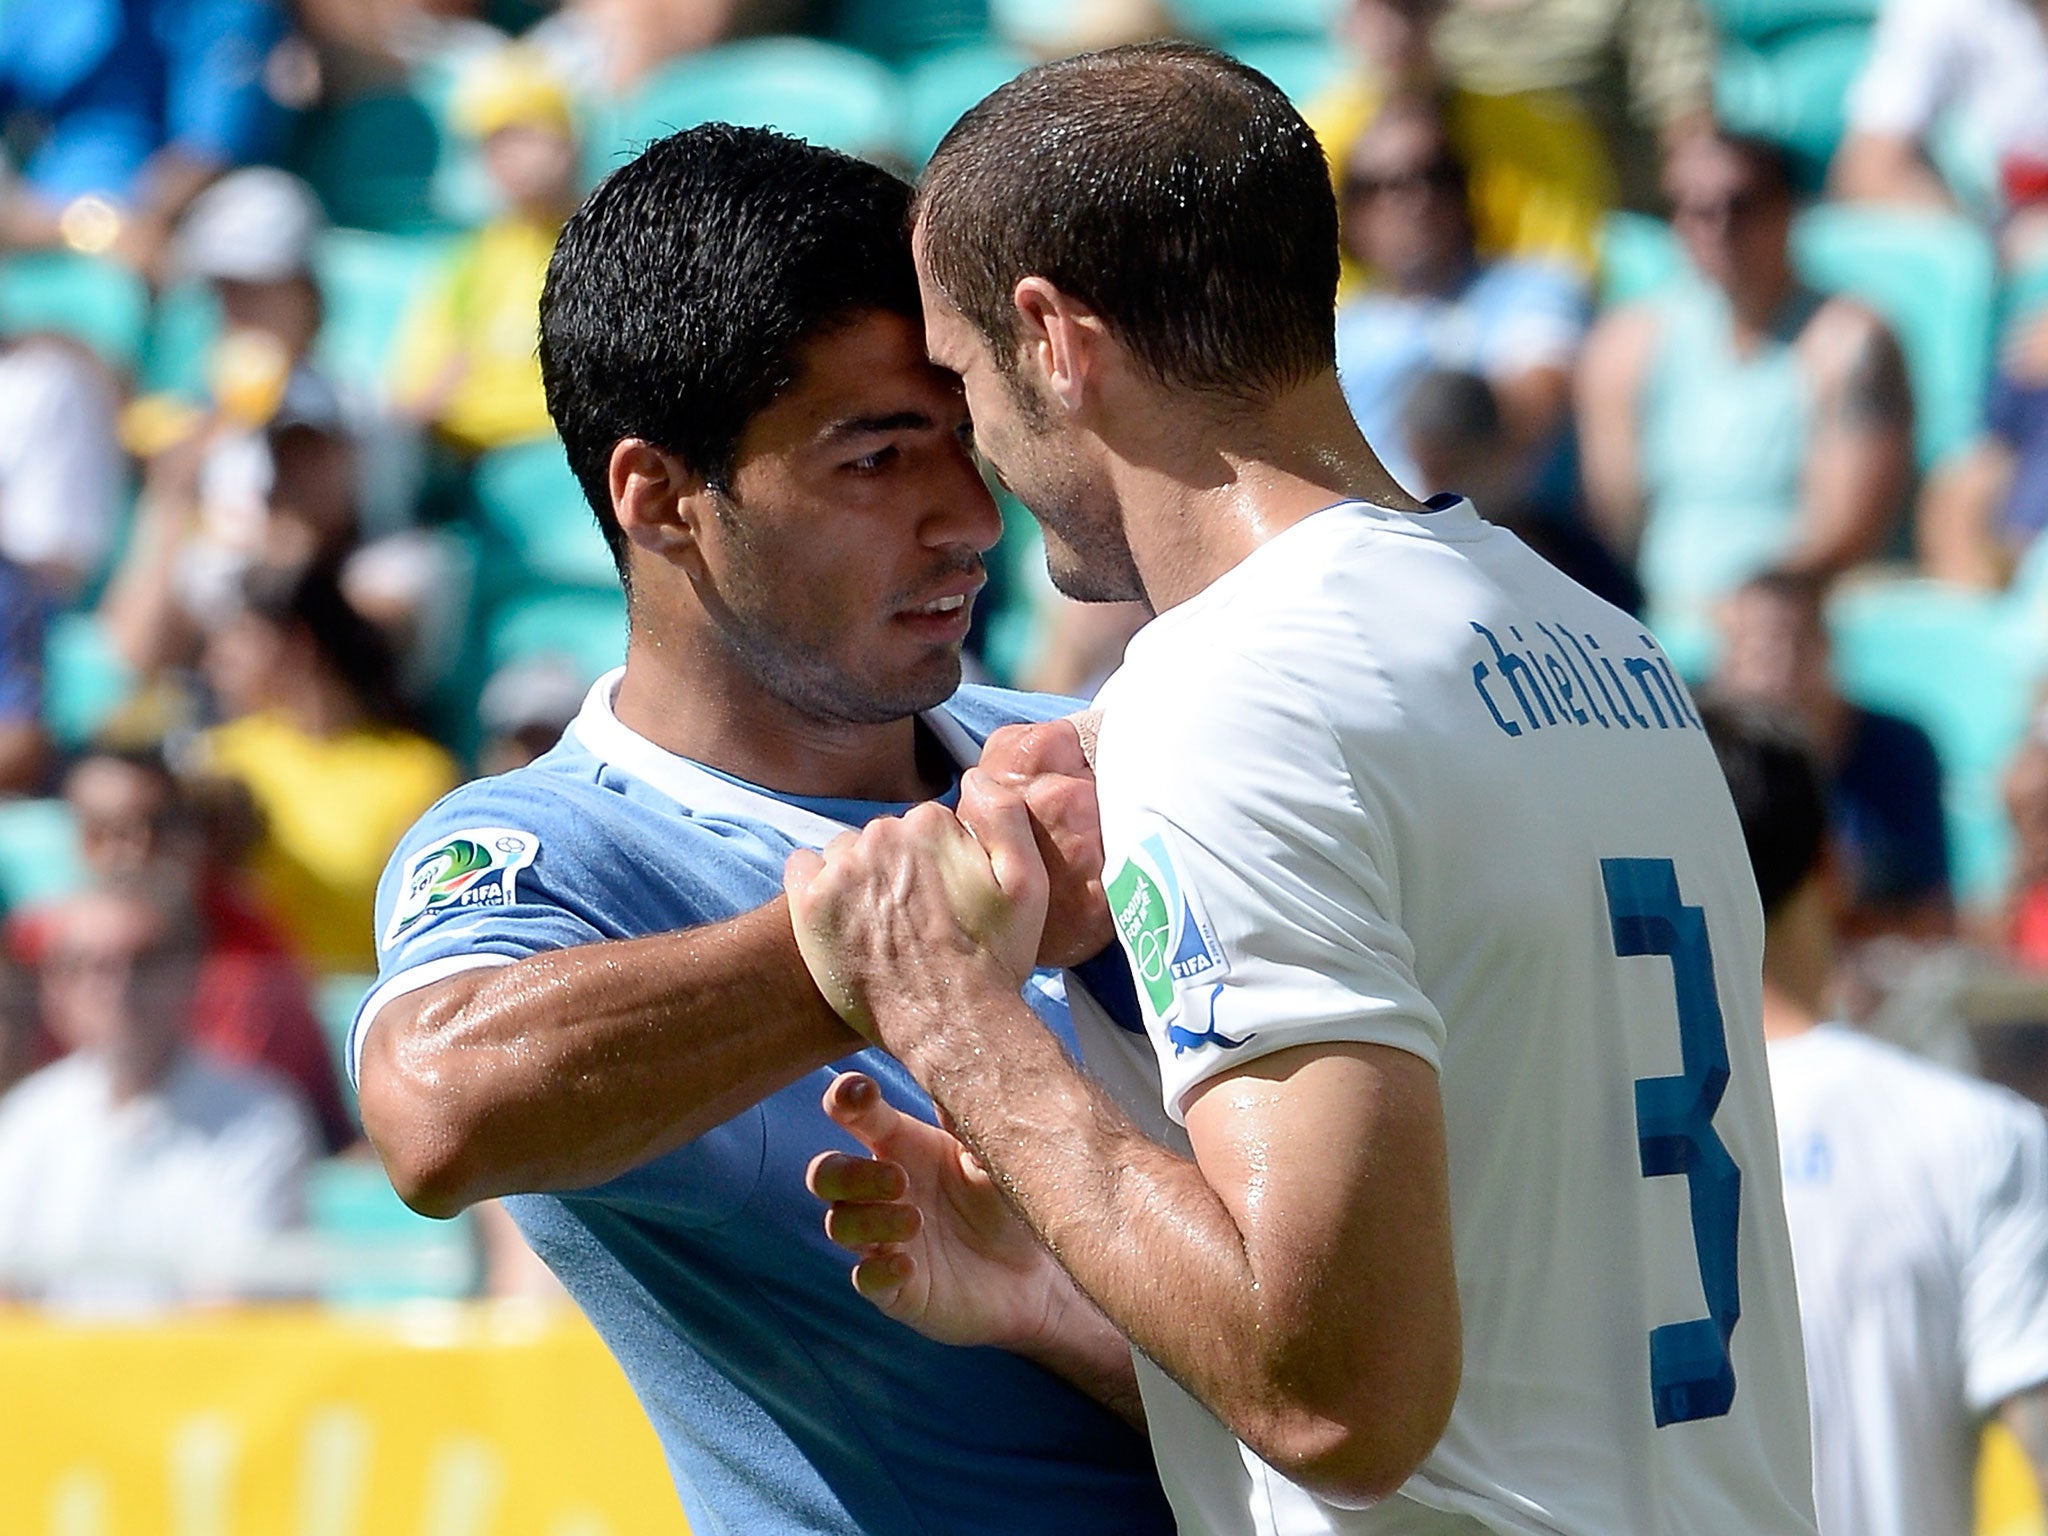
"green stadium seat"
0,799,85,914
306,1158,480,1304
588,38,905,182
42,611,133,752
312,228,458,402
136,279,220,398
900,43,1030,166
1828,578,2048,905
1701,0,1877,45
1169,0,1341,41
1792,204,1998,470
314,972,374,1124
1715,23,1873,186
1599,207,1997,472
290,89,449,235
471,439,616,590
483,586,628,682
1228,36,1345,106
833,0,989,64
0,252,151,372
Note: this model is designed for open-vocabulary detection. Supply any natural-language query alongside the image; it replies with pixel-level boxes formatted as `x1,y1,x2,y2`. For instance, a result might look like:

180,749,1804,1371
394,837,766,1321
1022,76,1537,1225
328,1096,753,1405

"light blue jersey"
355,673,1172,1536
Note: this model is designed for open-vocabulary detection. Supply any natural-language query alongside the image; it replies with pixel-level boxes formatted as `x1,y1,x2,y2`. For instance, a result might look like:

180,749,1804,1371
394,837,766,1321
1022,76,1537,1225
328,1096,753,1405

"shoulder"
1801,295,1901,374
0,1054,91,1135
173,1052,313,1141
1580,301,1665,386
1475,258,1587,310
944,683,1084,738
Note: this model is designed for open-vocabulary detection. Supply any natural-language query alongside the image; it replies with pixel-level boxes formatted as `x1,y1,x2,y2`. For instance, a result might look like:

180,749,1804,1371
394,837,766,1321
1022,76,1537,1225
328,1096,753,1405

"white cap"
175,168,324,284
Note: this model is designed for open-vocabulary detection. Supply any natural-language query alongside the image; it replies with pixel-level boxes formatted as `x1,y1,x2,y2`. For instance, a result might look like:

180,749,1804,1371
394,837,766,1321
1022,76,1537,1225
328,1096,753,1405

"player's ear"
1013,276,1105,416
610,438,711,575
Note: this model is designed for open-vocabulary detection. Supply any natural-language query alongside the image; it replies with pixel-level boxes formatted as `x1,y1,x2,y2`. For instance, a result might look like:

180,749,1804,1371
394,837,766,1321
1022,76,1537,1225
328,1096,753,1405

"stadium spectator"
195,561,457,974
1307,0,1615,289
474,654,587,776
1711,570,1952,941
0,0,293,281
0,553,51,796
0,954,35,1100
8,745,353,1151
101,168,359,677
1430,0,1716,212
0,876,315,1306
1832,0,2048,250
1335,94,1587,502
1707,699,2048,1536
0,339,122,602
1577,131,1914,666
1920,308,2048,588
2004,723,2048,968
528,0,810,96
392,49,576,457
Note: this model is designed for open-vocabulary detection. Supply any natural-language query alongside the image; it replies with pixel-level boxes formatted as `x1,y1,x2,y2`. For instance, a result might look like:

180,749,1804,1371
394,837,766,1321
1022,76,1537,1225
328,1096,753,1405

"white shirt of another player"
1077,498,1817,1536
1768,1024,2048,1536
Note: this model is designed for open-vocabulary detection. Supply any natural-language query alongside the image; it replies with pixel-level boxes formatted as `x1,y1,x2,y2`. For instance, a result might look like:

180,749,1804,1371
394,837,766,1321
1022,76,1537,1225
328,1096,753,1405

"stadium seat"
0,799,85,914
900,43,1030,166
290,89,449,235
471,439,617,591
1828,577,2048,904
1169,0,1341,41
42,611,133,752
312,228,458,403
1228,36,1346,106
136,279,220,398
1597,211,1684,308
482,586,628,682
1792,205,1998,470
314,972,374,1117
833,0,990,63
0,252,151,372
306,1158,480,1304
1715,23,1874,187
1701,0,1877,45
588,39,905,182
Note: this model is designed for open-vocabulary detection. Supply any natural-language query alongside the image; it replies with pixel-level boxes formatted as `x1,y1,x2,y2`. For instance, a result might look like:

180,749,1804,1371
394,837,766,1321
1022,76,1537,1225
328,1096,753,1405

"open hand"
807,1072,1074,1351
975,716,1113,967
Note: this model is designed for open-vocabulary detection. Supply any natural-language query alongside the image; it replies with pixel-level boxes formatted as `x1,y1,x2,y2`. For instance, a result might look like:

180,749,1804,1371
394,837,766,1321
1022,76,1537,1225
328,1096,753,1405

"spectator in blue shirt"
0,553,49,796
1334,92,1590,506
0,0,292,280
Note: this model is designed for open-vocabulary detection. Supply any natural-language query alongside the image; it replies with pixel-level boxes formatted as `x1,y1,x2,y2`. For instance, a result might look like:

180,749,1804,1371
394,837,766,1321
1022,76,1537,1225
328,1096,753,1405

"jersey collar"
567,668,984,848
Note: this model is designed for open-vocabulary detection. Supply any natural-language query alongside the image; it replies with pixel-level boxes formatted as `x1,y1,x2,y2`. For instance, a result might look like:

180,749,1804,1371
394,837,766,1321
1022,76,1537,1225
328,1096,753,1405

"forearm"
363,899,860,1214
1794,439,1907,575
1020,1276,1149,1432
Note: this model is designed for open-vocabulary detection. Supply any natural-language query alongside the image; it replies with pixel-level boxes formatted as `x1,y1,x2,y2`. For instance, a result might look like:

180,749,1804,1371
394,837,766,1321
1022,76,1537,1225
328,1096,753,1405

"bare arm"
1795,305,1913,577
358,897,859,1217
1919,438,2019,588
787,786,1461,1502
1829,133,1958,213
1575,305,1659,562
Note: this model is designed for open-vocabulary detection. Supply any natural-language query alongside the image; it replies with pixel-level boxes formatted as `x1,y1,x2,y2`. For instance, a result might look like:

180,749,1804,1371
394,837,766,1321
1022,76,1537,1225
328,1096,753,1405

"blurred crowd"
0,0,2043,1329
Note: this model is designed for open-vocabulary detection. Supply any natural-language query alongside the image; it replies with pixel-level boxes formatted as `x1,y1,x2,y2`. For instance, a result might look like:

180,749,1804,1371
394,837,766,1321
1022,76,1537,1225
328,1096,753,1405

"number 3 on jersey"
1603,857,1742,1428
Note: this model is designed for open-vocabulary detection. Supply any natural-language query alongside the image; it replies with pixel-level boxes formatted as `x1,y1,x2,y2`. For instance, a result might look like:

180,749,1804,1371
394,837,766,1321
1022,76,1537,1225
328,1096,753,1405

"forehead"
1668,141,1770,197
1348,112,1449,175
742,308,964,447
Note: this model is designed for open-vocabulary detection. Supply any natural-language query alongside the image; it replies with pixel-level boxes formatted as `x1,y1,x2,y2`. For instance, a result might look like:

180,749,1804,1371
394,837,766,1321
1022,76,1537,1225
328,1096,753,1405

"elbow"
1239,1349,1462,1506
356,1011,490,1221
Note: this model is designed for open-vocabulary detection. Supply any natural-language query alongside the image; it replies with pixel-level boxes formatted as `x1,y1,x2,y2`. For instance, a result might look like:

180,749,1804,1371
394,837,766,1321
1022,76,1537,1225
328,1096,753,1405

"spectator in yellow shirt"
391,49,579,456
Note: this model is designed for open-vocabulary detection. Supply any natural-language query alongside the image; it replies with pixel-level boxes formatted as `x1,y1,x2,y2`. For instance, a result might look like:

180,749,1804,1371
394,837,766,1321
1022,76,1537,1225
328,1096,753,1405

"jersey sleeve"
349,779,610,1088
1096,653,1445,1125
1962,1095,2048,1412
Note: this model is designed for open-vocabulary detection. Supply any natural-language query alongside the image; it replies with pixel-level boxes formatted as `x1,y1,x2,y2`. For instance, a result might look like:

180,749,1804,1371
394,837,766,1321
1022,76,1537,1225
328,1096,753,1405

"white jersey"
1074,498,1817,1536
1767,1024,2048,1536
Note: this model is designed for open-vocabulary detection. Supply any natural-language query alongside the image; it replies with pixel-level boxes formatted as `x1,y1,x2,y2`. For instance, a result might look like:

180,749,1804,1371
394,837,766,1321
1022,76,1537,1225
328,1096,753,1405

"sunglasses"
1343,159,1464,203
1671,188,1773,228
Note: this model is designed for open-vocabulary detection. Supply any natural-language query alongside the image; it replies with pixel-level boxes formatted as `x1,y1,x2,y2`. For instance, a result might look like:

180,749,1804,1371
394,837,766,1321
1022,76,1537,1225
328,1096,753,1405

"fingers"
820,1070,916,1156
783,846,823,907
851,1250,916,1309
959,770,1049,910
824,1198,922,1249
978,718,1093,783
805,1148,907,1203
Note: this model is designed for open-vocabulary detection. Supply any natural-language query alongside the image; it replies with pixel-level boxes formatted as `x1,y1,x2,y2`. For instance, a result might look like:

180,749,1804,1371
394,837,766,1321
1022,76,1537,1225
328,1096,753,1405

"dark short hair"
916,41,1339,400
539,124,920,585
1700,699,1830,918
1676,129,1795,205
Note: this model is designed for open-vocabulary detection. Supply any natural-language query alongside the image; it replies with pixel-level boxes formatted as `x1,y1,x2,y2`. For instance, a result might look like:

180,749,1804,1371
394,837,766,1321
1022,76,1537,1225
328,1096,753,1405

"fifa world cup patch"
1104,829,1237,1055
383,827,539,948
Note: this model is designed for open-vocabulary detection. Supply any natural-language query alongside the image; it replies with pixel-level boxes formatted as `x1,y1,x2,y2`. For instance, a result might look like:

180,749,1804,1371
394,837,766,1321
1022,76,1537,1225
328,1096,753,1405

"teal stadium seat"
1598,207,1997,470
306,1158,480,1304
471,439,617,591
901,44,1029,166
1827,578,2048,905
482,587,627,683
588,39,905,182
1702,0,1878,44
1169,0,1341,40
0,252,150,372
311,228,457,401
1792,205,1998,470
42,611,133,752
1229,37,1345,106
833,0,989,64
289,88,449,235
1715,23,1874,187
0,799,85,914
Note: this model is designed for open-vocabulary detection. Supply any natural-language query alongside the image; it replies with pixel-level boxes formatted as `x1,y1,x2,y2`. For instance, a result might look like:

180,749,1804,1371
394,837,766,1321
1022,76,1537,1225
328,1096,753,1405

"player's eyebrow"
819,411,934,442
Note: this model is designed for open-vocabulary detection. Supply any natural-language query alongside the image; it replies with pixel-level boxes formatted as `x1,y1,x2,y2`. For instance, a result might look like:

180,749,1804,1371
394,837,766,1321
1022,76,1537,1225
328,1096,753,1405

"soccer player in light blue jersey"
350,125,1174,1536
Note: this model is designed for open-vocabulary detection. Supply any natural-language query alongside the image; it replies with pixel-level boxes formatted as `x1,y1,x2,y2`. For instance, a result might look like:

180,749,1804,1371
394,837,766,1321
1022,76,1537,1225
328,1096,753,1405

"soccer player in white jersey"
1704,700,2048,1535
787,41,1821,1535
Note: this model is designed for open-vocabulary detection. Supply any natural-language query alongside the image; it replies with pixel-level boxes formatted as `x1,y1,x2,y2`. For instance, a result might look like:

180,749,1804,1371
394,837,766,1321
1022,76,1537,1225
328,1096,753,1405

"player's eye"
954,419,976,449
846,445,898,474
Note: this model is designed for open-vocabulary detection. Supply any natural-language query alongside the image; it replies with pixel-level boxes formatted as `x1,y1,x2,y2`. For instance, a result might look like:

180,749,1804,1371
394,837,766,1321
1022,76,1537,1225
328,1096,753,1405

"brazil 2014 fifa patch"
1104,829,1240,1055
383,827,539,949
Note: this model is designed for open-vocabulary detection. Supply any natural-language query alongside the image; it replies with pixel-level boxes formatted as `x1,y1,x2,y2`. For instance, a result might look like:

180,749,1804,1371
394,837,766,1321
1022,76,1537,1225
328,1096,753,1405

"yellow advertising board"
0,1303,684,1536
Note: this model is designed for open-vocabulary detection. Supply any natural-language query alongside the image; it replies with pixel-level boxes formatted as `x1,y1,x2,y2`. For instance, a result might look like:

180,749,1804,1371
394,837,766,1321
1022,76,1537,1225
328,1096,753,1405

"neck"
611,617,938,804
280,671,368,738
1112,371,1427,611
1760,885,1832,1041
105,1034,182,1105
1725,263,1798,338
